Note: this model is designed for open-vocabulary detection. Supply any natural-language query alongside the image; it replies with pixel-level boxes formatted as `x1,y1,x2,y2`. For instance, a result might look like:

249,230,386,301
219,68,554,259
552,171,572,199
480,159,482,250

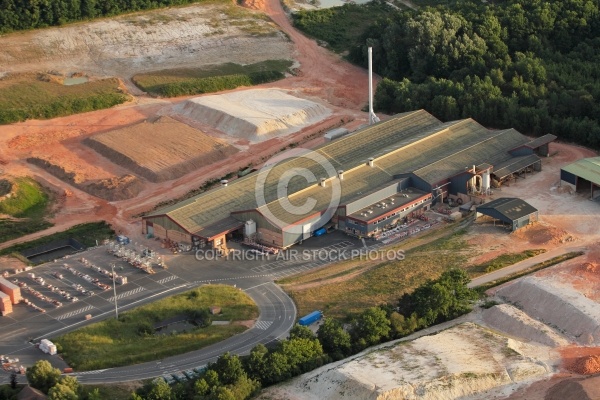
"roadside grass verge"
284,229,470,320
54,285,259,370
0,177,53,243
292,2,394,53
0,73,129,125
468,249,547,276
0,221,114,257
474,251,585,293
132,60,293,97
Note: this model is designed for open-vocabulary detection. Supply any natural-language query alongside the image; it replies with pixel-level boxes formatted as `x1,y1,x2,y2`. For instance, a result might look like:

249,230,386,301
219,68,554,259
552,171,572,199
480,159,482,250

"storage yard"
85,116,239,182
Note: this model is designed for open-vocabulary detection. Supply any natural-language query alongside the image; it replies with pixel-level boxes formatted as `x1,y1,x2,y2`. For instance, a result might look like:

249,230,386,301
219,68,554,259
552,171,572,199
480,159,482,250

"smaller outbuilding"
476,197,538,231
560,157,600,200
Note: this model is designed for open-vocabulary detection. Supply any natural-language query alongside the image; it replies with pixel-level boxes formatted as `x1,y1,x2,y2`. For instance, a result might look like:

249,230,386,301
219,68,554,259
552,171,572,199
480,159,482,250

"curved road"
73,282,295,383
0,281,295,385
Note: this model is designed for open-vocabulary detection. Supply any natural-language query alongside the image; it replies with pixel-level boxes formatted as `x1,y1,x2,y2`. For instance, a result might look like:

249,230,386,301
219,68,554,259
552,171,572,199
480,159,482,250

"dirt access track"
0,0,371,249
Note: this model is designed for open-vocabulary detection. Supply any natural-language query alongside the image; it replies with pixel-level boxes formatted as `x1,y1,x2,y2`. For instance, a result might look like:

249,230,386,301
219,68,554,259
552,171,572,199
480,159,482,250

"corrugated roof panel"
477,197,538,222
492,154,541,180
561,157,600,186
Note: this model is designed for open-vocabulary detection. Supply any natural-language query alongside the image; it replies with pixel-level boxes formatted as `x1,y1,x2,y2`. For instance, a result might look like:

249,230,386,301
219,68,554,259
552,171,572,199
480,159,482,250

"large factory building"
142,110,554,251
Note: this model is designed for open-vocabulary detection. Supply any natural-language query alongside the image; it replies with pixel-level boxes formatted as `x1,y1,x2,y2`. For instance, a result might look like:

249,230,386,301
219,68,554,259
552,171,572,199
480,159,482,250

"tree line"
0,0,204,32
295,0,600,148
342,0,600,149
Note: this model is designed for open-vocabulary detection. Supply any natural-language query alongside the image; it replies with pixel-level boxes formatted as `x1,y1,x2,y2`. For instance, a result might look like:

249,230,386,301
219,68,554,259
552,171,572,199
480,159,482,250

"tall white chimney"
368,47,380,125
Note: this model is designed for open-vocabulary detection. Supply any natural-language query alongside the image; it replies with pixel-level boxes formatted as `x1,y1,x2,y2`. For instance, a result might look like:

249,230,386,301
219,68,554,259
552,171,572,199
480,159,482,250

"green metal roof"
145,110,443,233
561,157,600,186
145,110,537,235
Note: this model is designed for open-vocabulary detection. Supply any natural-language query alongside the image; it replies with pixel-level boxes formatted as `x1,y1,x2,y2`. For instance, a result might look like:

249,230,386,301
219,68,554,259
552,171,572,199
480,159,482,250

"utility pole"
111,264,119,320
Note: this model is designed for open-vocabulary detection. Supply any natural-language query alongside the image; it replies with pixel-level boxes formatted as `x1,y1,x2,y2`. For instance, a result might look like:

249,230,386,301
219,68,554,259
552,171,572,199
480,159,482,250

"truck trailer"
298,310,323,326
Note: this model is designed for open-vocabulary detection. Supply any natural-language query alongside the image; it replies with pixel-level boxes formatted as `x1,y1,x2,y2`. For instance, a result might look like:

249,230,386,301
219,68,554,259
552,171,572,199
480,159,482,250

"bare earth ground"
0,0,371,251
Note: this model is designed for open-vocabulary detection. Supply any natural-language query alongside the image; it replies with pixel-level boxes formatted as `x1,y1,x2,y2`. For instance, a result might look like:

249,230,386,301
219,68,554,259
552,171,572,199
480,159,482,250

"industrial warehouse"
142,110,555,251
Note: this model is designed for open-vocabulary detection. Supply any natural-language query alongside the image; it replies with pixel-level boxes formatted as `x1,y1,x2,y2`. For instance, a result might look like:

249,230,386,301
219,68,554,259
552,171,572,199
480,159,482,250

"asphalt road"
0,232,380,384
71,281,295,384
1,219,446,385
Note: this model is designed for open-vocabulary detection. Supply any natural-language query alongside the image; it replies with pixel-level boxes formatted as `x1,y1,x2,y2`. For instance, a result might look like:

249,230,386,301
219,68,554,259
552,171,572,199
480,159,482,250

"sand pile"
257,323,551,400
569,355,600,374
174,89,331,142
482,304,570,347
86,116,238,182
497,277,600,345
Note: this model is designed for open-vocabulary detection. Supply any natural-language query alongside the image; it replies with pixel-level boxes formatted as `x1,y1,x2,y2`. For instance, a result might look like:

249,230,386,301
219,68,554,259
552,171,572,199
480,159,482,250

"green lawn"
132,60,293,97
54,285,259,370
0,177,53,244
0,73,129,124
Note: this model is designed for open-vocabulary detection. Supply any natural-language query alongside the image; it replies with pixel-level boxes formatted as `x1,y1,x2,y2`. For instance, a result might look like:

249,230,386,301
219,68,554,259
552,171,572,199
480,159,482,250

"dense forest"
0,0,206,32
297,0,600,148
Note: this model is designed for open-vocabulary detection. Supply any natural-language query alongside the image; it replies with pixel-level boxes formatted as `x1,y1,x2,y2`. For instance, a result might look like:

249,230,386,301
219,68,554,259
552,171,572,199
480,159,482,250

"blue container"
298,310,322,326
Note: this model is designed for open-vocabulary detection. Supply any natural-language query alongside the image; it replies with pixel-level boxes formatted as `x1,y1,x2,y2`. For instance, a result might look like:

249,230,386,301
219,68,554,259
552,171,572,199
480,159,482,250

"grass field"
0,221,114,258
0,177,53,244
54,285,259,370
283,228,471,320
132,60,293,97
0,73,129,124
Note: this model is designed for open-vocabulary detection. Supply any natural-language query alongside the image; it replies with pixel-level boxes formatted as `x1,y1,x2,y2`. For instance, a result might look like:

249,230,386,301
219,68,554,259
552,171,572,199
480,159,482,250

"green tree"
86,388,102,400
350,307,391,349
243,344,268,382
228,375,261,399
317,318,351,360
288,324,315,340
279,337,325,376
212,353,243,386
26,360,61,394
48,383,78,400
145,379,172,400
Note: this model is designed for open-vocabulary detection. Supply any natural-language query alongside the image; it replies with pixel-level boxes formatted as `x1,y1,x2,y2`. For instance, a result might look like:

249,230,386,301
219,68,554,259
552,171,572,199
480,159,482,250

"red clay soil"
257,0,373,110
0,0,372,249
560,346,600,375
